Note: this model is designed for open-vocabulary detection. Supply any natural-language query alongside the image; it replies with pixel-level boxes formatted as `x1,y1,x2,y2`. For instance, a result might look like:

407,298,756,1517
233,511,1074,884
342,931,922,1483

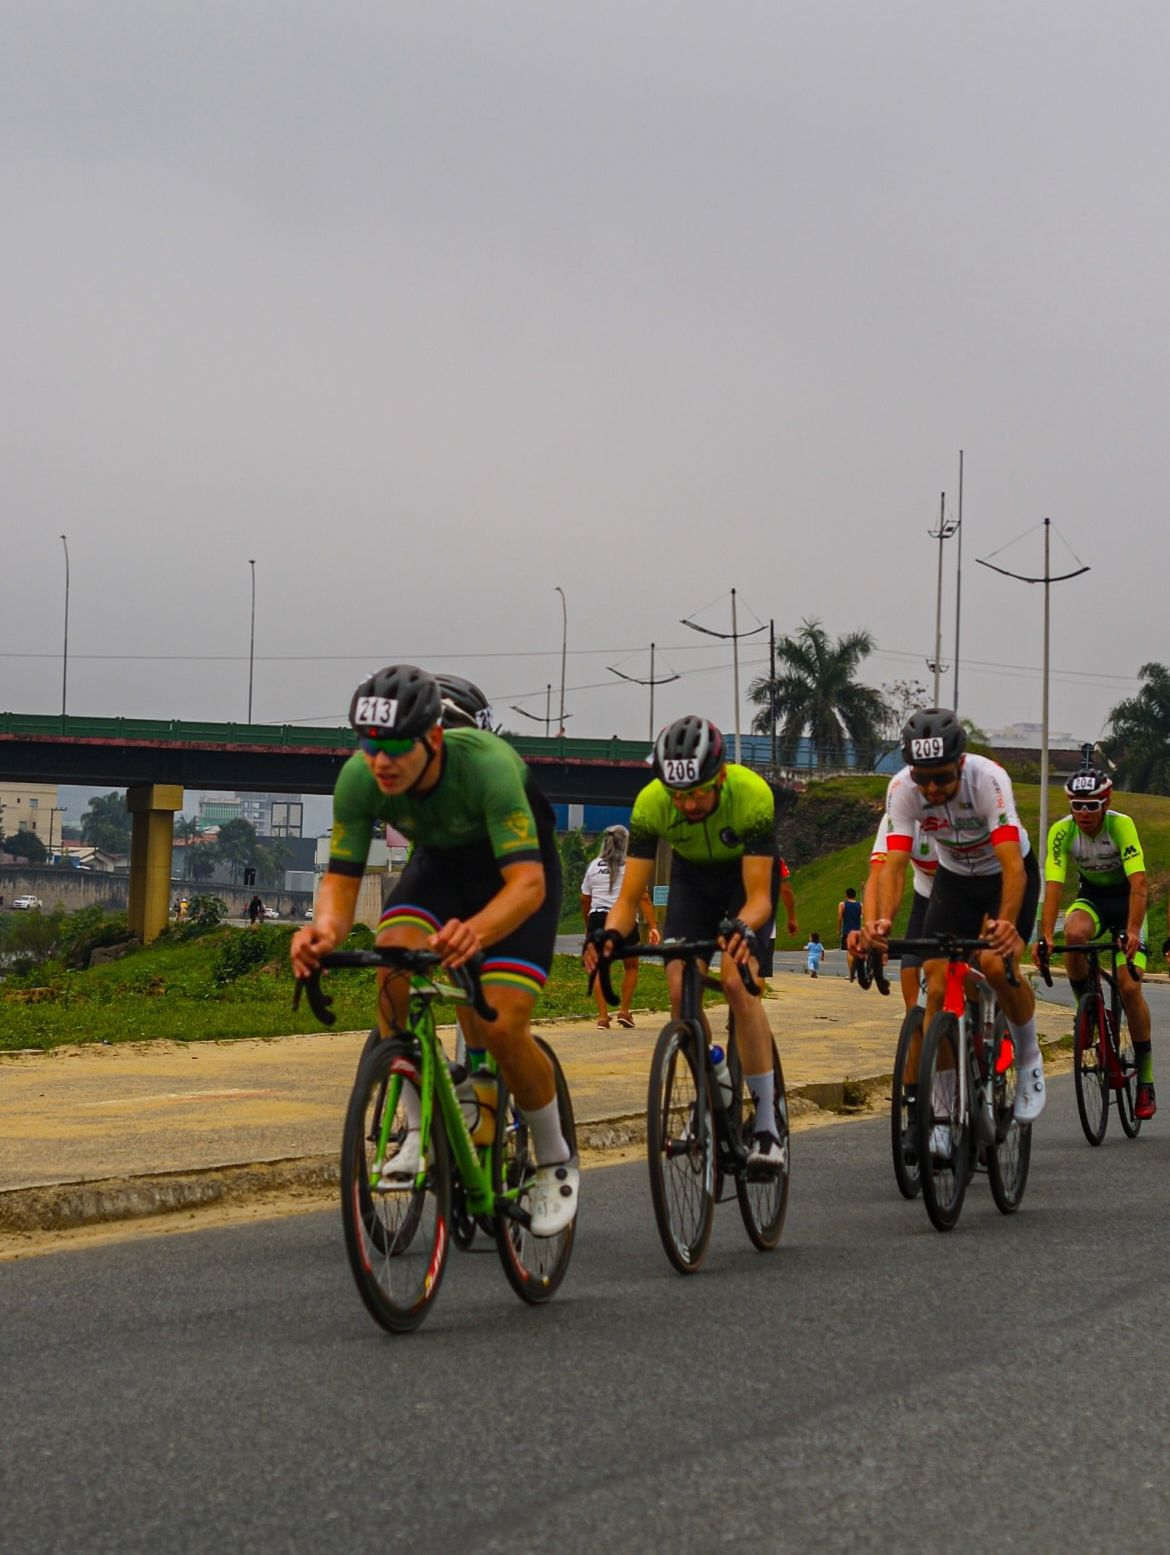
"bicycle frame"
1038,938,1130,1087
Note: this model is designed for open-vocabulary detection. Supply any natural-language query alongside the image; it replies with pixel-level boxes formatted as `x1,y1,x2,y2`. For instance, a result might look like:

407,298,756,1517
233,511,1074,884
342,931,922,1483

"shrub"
213,924,288,986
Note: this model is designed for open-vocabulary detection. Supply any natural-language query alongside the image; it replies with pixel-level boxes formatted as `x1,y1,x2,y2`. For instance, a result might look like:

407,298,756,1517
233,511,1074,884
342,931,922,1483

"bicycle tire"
986,1009,1032,1214
493,1036,577,1303
647,1020,716,1274
341,1039,452,1334
1073,994,1109,1146
890,1007,924,1200
1112,1005,1142,1139
916,1011,972,1232
733,1036,790,1251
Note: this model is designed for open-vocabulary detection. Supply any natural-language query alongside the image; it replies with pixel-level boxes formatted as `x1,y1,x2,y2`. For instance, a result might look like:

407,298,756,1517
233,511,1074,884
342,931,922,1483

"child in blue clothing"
805,932,826,978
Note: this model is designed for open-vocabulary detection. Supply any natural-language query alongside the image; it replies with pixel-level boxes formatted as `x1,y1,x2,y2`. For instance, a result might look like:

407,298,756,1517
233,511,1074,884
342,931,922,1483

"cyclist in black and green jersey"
583,715,785,1172
1039,764,1155,1119
290,664,578,1234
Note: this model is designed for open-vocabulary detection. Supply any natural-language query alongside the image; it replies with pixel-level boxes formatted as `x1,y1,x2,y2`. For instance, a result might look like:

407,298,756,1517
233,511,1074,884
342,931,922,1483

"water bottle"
709,1044,734,1111
454,1071,497,1146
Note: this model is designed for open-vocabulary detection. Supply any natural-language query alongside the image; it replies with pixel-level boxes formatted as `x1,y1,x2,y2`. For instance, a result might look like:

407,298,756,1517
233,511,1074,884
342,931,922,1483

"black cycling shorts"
921,851,1041,948
899,892,931,969
663,854,778,949
379,832,562,1000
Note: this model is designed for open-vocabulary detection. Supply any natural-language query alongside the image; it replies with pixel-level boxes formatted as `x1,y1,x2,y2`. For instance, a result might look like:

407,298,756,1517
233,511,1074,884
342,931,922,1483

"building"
0,781,62,848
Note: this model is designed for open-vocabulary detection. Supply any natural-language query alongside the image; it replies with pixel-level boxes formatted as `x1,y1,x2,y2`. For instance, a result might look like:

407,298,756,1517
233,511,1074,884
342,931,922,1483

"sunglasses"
670,781,720,802
359,734,418,757
910,767,959,788
1070,798,1105,814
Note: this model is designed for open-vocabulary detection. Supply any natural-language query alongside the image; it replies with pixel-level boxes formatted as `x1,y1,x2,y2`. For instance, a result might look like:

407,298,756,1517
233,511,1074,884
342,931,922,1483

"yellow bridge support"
127,784,183,944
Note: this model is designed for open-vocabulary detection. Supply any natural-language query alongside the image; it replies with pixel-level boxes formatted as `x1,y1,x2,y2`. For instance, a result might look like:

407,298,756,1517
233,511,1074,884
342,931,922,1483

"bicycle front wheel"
647,1021,716,1274
890,1007,924,1200
987,1010,1032,1214
1073,994,1109,1146
493,1037,577,1304
916,1012,972,1232
341,1040,452,1334
733,1037,790,1251
1112,1006,1142,1139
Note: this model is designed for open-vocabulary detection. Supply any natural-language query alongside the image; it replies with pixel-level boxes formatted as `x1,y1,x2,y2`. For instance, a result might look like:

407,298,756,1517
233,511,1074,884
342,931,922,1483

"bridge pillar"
126,784,183,944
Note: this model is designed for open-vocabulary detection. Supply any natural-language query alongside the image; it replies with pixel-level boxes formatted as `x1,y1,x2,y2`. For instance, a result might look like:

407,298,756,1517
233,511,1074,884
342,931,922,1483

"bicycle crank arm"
494,1198,533,1231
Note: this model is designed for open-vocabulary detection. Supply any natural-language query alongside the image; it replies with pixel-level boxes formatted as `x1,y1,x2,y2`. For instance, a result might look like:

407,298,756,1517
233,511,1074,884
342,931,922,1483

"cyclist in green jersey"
290,664,578,1234
583,715,785,1172
1039,764,1155,1118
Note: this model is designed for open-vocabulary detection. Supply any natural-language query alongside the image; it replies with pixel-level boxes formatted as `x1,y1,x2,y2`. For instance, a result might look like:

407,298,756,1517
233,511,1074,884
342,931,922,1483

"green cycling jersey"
1045,809,1146,890
328,728,544,876
628,763,776,867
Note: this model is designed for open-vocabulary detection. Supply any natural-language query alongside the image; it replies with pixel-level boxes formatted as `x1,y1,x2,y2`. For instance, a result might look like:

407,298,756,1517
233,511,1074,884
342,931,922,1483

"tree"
877,678,929,746
81,793,133,856
1103,662,1170,794
216,818,259,883
747,619,887,769
174,814,209,881
5,828,48,864
255,837,293,889
188,843,220,883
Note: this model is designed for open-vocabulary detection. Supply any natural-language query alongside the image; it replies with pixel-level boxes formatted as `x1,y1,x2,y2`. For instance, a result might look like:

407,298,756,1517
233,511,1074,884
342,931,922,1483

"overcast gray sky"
4,2,1167,752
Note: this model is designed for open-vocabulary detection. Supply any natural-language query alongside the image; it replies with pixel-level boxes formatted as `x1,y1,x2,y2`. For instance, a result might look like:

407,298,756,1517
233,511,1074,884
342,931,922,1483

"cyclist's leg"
977,854,1043,1119
1061,899,1099,999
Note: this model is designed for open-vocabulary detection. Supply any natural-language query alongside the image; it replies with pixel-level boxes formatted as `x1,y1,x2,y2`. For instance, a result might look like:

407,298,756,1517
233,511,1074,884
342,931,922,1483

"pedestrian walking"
805,931,826,978
838,887,863,979
581,825,659,1028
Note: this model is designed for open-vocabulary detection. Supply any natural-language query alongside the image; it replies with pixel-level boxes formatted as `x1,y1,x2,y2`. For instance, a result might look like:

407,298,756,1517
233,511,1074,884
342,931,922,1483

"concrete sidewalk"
0,973,1076,1234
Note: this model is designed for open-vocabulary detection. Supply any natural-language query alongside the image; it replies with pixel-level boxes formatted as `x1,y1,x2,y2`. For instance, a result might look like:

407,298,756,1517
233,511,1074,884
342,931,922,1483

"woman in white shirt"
581,824,660,1028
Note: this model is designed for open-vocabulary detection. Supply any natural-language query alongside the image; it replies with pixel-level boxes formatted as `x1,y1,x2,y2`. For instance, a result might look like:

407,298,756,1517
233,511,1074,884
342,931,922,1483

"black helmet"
900,708,966,767
1065,767,1112,802
436,673,495,731
349,665,442,741
653,716,726,788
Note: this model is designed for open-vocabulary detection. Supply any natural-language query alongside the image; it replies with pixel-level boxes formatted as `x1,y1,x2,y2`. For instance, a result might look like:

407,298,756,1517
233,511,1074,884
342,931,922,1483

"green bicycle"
296,946,577,1334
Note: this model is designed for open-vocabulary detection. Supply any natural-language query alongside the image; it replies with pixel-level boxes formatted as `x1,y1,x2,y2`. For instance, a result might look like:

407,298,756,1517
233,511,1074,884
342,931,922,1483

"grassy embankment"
5,781,1168,1051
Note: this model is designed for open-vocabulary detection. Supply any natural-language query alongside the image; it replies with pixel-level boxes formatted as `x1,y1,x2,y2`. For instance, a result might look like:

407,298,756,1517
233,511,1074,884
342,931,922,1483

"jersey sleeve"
870,812,891,861
981,763,1023,848
327,755,378,878
884,773,917,853
628,781,667,861
478,747,543,867
1112,813,1146,877
1045,817,1074,885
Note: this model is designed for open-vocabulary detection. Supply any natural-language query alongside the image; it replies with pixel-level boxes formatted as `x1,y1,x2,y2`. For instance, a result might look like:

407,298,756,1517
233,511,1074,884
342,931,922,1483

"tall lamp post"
680,588,766,763
977,517,1089,882
554,586,568,737
247,559,256,723
60,534,70,718
926,493,957,704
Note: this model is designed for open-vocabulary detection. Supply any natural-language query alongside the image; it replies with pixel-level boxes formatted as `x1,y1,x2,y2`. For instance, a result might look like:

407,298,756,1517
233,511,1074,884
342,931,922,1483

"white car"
11,894,42,911
263,906,280,920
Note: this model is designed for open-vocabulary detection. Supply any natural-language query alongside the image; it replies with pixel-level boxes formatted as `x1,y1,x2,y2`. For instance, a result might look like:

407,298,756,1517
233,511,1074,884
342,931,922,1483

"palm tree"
1103,662,1170,793
747,619,887,769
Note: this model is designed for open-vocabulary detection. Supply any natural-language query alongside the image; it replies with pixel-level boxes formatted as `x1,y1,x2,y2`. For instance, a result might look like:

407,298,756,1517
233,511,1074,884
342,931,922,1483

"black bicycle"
1035,936,1141,1146
593,927,789,1274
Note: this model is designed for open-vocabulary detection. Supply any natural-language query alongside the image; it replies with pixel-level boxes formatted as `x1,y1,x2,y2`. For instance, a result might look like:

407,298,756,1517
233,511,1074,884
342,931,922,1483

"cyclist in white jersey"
865,708,1045,1123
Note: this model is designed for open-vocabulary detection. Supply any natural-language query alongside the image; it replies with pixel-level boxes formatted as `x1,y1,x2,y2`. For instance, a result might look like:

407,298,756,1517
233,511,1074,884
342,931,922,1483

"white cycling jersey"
885,753,1030,878
870,812,936,897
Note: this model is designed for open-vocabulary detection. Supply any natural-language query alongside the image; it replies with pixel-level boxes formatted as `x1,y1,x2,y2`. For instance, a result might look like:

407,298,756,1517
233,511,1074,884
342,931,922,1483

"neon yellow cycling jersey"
1045,810,1145,890
628,764,776,866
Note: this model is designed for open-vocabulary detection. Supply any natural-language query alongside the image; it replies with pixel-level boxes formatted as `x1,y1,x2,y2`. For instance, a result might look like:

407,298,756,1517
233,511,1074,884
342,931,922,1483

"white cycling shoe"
527,1159,580,1238
377,1130,421,1189
1014,1063,1046,1123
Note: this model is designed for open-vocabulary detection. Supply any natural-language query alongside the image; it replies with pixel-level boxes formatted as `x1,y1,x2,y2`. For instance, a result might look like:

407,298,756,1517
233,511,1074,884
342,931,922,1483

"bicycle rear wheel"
647,1021,716,1273
1112,1006,1142,1138
916,1012,972,1232
986,1010,1032,1213
890,1007,924,1200
1073,994,1109,1146
733,1036,790,1251
341,1040,452,1334
493,1037,577,1304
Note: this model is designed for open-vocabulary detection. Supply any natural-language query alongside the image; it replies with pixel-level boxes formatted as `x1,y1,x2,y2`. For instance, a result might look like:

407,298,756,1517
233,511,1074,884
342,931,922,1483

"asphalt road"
4,1074,1169,1554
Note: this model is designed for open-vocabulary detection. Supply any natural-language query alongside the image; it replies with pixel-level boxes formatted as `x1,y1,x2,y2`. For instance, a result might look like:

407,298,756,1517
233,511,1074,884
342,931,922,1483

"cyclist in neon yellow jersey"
1039,764,1155,1119
583,715,785,1173
290,664,578,1235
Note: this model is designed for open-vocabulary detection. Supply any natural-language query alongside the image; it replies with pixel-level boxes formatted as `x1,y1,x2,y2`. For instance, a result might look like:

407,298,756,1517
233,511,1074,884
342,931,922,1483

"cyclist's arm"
1039,879,1064,945
985,840,1026,957
1125,870,1148,950
738,853,776,935
871,849,909,940
639,889,660,943
604,857,655,939
858,854,885,948
780,879,798,935
290,871,361,977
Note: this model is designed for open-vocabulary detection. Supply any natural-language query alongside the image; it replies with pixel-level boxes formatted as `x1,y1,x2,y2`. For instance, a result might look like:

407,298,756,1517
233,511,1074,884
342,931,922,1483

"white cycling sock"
746,1072,776,1134
403,1083,421,1130
524,1097,570,1166
1008,1018,1041,1070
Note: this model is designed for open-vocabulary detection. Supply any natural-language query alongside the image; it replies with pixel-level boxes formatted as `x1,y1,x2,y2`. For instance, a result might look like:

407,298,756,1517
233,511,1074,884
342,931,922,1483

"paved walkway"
0,973,1076,1197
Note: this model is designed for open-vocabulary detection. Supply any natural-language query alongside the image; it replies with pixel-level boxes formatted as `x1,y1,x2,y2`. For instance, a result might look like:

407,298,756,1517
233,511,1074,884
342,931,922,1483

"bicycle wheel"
734,1036,790,1251
647,1021,716,1274
1073,994,1109,1146
1112,1006,1142,1139
890,1007,924,1200
915,1012,972,1232
987,1010,1032,1213
493,1037,577,1304
341,1040,452,1334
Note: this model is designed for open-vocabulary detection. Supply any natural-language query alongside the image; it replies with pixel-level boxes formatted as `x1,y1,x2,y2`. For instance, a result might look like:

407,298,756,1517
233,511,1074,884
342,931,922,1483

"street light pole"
927,493,957,704
60,534,70,719
247,559,256,723
554,586,567,737
607,643,680,741
679,590,767,765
